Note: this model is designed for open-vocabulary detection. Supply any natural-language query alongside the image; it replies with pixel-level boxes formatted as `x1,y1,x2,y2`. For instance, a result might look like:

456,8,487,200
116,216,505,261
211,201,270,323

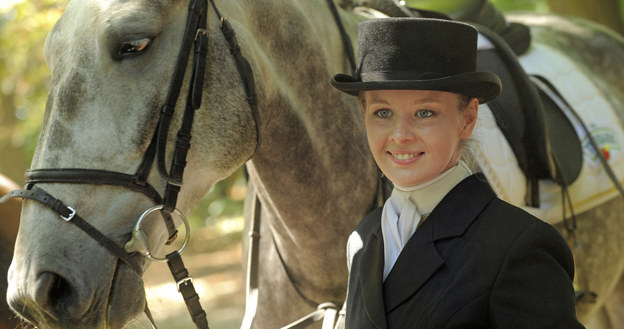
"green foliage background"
0,0,247,231
1,0,623,230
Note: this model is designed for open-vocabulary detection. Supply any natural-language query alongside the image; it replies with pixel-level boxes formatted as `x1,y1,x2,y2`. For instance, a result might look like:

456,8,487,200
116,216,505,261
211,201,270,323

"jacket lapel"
382,216,443,312
382,174,496,312
358,225,388,329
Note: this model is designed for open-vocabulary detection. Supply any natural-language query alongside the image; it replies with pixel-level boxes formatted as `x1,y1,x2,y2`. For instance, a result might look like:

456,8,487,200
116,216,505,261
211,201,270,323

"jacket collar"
358,174,496,318
430,173,496,240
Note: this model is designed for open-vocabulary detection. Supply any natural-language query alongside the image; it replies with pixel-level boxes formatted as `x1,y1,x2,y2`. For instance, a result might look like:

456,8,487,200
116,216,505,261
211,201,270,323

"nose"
390,117,416,144
34,272,80,319
9,271,84,323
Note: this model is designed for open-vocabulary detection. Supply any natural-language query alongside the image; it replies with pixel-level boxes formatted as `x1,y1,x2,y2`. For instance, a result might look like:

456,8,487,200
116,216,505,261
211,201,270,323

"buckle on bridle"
177,276,193,292
195,28,209,41
61,206,76,222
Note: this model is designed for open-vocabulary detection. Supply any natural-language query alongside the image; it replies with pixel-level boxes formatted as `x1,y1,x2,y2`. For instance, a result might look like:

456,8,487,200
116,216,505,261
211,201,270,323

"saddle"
408,1,584,207
411,0,583,207
477,27,583,207
476,25,583,207
348,1,584,208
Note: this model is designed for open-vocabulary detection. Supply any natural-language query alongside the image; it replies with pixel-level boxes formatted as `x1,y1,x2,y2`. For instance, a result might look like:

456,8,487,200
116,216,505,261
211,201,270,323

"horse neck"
229,0,378,247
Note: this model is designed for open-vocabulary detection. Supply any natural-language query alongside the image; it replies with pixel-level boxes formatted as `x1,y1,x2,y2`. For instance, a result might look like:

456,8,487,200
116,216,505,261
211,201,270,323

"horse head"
7,0,259,327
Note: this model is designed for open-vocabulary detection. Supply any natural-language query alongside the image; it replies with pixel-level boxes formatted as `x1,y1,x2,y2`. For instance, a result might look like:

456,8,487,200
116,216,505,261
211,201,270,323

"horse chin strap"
1,0,262,328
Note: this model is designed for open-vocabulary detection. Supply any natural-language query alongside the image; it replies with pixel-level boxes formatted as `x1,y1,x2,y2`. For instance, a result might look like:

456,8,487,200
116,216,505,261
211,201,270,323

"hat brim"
331,71,502,104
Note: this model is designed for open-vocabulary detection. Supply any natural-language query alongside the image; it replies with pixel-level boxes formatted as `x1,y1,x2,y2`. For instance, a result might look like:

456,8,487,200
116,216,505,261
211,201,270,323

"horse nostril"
34,271,77,319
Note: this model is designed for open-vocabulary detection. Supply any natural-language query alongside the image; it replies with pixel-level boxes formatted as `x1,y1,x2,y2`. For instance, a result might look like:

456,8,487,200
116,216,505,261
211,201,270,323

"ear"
459,98,479,139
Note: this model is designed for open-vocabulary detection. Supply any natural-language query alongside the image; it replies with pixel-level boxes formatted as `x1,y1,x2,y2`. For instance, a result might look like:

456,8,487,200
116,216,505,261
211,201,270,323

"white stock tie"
381,188,421,280
380,161,472,281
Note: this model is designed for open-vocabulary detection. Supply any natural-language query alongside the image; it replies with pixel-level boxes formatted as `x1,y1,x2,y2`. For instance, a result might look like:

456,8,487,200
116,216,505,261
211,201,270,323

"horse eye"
115,37,151,60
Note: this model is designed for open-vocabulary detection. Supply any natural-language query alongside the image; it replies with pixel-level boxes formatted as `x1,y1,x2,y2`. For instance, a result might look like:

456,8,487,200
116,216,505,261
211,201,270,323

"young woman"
331,18,584,328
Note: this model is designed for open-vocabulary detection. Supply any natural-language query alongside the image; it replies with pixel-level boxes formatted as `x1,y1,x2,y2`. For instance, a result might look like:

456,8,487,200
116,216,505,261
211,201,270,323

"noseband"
0,1,261,328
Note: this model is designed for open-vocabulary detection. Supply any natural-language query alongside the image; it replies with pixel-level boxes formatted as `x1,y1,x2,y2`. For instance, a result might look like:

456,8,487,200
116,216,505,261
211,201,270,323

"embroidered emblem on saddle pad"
582,125,621,166
476,41,624,225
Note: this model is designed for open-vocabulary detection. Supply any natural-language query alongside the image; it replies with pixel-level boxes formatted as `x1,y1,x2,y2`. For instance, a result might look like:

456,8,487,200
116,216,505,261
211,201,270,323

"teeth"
393,153,418,160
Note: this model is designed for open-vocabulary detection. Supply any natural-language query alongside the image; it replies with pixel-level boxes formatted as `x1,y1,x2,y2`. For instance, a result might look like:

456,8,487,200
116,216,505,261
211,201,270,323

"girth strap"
0,187,143,275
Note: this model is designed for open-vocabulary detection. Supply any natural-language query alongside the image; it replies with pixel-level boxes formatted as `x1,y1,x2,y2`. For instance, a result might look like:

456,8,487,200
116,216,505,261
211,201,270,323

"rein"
1,0,261,328
2,0,365,328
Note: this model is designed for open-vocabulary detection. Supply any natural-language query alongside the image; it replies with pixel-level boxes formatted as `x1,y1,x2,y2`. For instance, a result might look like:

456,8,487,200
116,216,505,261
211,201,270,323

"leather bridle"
0,1,261,328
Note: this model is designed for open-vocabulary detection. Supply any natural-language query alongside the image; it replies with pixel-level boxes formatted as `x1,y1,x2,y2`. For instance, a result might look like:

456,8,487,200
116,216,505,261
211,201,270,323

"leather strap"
156,0,206,182
325,0,356,75
158,0,208,214
166,251,209,329
24,168,178,242
239,1,358,327
531,75,624,198
240,188,261,329
0,187,143,275
474,23,549,207
209,0,263,158
280,303,339,329
3,1,264,328
26,168,163,204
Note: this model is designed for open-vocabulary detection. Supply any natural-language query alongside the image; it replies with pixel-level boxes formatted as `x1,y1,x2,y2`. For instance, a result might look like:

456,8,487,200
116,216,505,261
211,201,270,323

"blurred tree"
547,0,624,34
0,0,245,228
405,0,546,12
0,0,66,184
405,0,624,35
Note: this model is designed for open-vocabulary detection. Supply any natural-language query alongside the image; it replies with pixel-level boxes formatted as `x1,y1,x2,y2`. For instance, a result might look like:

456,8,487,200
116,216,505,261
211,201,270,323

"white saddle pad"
474,42,624,225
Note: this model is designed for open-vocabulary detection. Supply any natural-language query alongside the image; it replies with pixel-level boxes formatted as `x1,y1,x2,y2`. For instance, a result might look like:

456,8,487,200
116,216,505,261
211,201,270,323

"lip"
388,151,424,165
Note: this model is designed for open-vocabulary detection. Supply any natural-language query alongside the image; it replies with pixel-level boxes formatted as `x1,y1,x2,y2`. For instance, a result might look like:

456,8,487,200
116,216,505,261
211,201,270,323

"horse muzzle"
7,252,146,329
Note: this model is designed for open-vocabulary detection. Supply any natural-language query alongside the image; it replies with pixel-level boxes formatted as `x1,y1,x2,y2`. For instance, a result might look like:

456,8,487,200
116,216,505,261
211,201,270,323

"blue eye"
374,109,392,118
416,110,434,118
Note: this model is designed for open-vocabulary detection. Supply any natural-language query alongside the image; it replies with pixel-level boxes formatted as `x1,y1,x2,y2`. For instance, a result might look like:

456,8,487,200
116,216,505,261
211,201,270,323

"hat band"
360,71,451,82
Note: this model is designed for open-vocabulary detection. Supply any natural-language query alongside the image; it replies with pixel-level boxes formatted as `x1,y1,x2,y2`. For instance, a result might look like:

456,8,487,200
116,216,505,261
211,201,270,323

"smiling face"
362,89,478,187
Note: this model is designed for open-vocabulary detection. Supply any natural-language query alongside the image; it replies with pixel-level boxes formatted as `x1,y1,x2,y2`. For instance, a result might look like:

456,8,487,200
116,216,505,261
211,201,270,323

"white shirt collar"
393,161,473,216
381,161,472,280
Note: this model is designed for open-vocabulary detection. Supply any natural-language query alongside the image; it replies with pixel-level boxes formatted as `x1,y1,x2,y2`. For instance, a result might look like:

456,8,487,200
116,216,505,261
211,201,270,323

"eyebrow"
367,96,443,106
368,98,390,106
412,97,443,105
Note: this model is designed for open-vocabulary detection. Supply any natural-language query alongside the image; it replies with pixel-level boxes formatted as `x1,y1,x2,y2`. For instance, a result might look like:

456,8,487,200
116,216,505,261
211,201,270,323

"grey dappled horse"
5,0,624,328
0,174,20,329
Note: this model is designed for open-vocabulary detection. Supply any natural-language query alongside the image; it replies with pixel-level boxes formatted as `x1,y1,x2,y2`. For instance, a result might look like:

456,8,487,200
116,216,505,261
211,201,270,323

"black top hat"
331,18,502,103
